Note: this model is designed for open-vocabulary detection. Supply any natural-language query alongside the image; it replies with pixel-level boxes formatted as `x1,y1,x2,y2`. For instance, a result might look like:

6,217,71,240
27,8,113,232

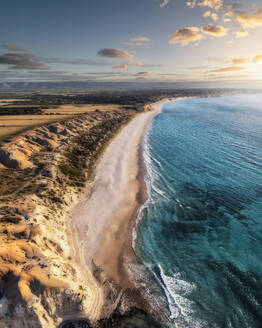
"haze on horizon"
1,0,262,88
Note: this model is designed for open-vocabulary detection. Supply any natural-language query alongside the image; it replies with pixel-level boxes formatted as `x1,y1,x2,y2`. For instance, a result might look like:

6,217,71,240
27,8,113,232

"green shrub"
58,163,82,179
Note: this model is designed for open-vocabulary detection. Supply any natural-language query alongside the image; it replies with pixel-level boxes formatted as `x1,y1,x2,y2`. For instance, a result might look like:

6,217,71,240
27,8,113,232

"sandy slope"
0,107,136,327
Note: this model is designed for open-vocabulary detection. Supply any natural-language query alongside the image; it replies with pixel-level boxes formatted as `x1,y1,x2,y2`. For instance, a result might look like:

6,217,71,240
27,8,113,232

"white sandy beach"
69,99,170,320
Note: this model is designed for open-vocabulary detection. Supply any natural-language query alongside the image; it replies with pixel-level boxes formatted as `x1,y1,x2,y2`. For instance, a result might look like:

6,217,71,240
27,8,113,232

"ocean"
135,94,262,328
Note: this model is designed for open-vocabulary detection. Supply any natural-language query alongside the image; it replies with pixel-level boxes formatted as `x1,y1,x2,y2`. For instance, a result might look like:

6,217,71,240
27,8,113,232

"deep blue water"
135,94,262,328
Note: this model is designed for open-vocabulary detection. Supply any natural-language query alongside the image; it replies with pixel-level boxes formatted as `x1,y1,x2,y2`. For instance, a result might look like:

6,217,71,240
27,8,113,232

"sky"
1,0,262,86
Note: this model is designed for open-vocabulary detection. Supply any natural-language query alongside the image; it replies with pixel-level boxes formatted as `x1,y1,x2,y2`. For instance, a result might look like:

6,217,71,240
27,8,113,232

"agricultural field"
0,98,126,141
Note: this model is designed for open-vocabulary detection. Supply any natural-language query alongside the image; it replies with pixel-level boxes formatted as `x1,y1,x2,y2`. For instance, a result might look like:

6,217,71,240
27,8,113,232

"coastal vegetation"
0,99,143,327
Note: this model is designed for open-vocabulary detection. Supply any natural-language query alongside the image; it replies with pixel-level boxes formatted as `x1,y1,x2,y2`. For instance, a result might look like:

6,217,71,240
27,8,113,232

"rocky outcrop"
0,113,105,169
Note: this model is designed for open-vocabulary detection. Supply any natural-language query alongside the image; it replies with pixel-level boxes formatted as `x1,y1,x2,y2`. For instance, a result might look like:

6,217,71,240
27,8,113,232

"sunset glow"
1,0,262,87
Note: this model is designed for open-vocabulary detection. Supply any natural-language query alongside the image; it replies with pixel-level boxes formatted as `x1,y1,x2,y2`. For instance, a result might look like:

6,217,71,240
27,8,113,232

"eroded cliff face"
0,109,136,328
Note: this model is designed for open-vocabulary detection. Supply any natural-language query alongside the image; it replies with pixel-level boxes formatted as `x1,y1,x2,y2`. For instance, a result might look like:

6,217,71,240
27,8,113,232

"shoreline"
0,92,238,327
133,96,194,247
69,97,179,321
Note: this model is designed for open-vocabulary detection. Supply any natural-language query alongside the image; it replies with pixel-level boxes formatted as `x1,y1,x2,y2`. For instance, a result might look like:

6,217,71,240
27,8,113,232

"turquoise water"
135,94,262,328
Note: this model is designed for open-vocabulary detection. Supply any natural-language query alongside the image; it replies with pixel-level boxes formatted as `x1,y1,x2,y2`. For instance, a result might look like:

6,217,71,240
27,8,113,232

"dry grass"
0,99,29,105
0,104,125,140
44,103,124,114
0,115,69,139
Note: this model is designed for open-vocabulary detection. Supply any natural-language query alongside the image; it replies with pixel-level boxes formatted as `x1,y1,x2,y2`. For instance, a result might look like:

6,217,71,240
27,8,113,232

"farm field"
0,101,125,140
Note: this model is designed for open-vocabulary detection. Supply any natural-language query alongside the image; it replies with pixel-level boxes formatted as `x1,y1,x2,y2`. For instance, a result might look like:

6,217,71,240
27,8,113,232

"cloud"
112,64,128,70
198,0,223,11
226,3,239,11
252,55,262,63
204,66,244,74
169,27,203,45
186,1,197,8
236,8,262,28
1,44,28,52
121,36,150,46
160,0,169,7
37,56,111,66
201,24,228,37
203,11,218,21
230,57,250,65
224,11,234,17
0,53,50,70
133,61,143,66
160,75,170,79
207,74,248,80
97,48,134,61
223,11,235,22
188,65,208,70
129,36,150,42
236,29,248,38
121,42,146,46
226,55,262,65
134,71,151,79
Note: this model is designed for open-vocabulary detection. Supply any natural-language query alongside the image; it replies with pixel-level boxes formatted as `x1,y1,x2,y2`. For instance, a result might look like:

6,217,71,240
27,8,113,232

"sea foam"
132,101,204,327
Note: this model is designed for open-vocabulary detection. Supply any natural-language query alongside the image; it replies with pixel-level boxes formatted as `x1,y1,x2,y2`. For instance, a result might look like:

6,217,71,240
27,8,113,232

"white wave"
131,101,208,327
132,103,166,248
159,266,206,328
142,108,167,202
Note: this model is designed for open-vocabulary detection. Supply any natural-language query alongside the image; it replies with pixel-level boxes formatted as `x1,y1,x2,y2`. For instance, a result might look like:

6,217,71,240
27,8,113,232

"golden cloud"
252,55,262,63
121,36,150,47
133,61,143,66
129,36,150,42
207,74,248,80
226,4,239,11
186,1,197,8
121,42,145,46
160,0,169,7
236,8,262,28
231,58,250,65
160,75,170,79
198,0,223,11
112,64,128,70
201,24,228,37
224,11,234,17
236,29,248,38
226,54,262,65
203,11,218,21
204,66,244,74
169,27,203,45
222,10,235,22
